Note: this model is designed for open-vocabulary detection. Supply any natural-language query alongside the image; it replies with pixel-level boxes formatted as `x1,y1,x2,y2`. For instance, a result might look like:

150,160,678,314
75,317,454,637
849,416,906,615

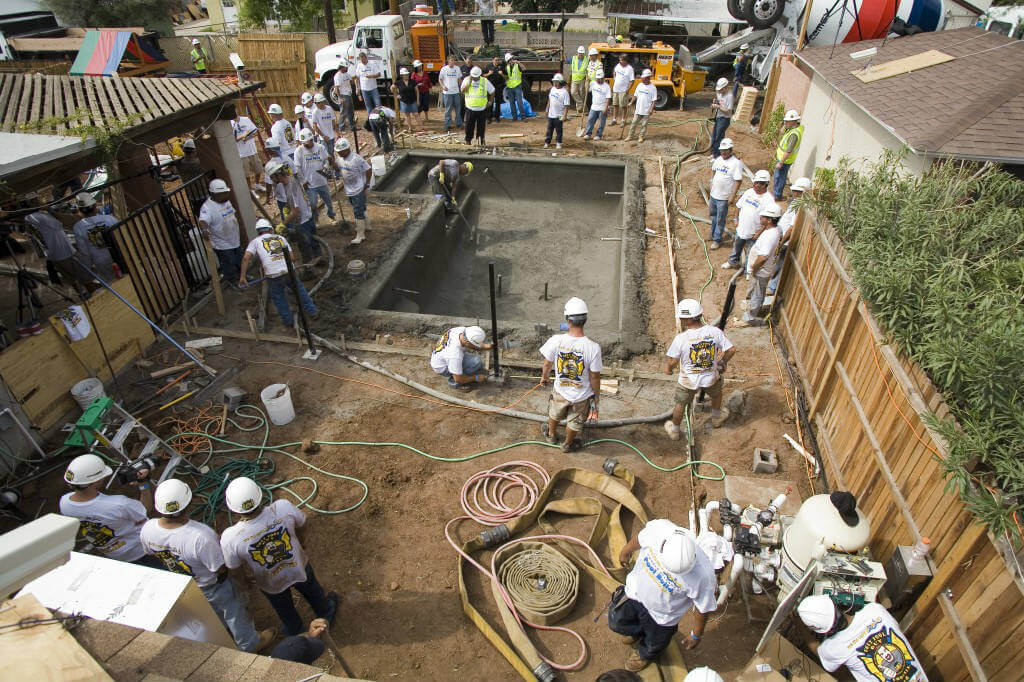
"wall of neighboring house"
795,70,930,179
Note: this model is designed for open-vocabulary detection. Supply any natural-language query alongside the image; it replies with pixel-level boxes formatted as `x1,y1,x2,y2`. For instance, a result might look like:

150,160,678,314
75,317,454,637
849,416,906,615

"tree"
238,0,327,31
44,0,181,36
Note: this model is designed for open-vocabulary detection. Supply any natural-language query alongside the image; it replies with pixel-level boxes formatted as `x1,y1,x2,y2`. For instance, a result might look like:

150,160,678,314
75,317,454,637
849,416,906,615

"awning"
69,30,167,77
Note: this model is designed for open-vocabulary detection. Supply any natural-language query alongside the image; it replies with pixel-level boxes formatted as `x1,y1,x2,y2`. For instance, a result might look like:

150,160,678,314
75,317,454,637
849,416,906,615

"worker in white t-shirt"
610,519,717,672
583,70,612,141
439,55,464,131
71,192,118,282
220,477,339,637
664,299,736,438
609,54,635,126
141,479,275,652
59,454,161,568
544,73,571,149
707,138,744,249
331,61,356,131
231,111,262,188
767,176,811,296
239,218,319,329
300,92,315,123
540,297,603,452
624,69,657,143
263,138,297,219
292,104,312,141
740,204,782,325
335,138,372,244
311,93,338,155
266,158,320,262
797,595,929,682
293,128,336,224
198,178,243,283
430,325,492,390
267,103,295,157
354,52,382,111
723,169,776,270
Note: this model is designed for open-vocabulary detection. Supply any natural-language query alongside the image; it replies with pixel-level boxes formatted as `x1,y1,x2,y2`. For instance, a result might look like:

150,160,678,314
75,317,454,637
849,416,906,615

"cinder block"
752,448,778,474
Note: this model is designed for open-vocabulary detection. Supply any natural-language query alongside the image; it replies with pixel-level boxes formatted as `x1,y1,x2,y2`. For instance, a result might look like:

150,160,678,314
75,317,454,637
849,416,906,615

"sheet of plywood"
852,50,954,83
0,594,113,682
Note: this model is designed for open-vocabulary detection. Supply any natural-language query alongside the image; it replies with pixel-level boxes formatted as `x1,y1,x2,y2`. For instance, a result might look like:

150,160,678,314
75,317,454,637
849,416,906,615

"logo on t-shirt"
556,350,585,386
433,330,451,354
261,236,287,261
78,520,123,553
856,624,919,682
284,126,295,143
688,339,717,371
154,549,194,575
248,526,296,572
87,227,107,248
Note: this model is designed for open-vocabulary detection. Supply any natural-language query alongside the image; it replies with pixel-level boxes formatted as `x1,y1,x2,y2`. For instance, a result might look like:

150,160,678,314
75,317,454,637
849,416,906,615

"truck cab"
314,14,410,106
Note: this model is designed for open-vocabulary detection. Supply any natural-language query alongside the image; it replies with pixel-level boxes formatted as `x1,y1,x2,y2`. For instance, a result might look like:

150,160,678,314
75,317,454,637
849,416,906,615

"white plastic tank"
777,493,871,599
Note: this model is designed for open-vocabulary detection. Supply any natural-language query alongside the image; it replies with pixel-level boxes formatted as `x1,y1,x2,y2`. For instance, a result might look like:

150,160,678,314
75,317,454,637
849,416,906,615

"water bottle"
911,537,931,561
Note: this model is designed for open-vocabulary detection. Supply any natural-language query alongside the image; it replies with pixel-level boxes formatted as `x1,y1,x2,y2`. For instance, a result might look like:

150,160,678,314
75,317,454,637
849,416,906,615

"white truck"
313,14,409,107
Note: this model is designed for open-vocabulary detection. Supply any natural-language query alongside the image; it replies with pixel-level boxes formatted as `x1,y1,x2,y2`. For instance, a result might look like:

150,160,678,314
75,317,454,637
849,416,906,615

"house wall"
768,58,811,118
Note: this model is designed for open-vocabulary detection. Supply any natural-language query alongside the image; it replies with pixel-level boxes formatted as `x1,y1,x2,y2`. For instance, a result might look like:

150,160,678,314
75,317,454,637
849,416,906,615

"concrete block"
188,647,258,681
752,448,778,474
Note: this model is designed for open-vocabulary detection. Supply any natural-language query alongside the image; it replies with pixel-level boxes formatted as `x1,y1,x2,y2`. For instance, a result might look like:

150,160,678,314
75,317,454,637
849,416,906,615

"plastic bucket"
70,378,105,412
370,155,387,176
261,383,295,426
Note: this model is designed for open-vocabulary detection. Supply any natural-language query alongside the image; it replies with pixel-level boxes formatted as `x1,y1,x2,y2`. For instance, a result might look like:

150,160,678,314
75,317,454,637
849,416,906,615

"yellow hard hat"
464,161,474,173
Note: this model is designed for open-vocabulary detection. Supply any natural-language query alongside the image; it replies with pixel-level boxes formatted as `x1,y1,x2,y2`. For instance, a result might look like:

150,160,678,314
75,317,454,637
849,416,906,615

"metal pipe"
497,274,503,297
0,408,46,459
488,263,500,377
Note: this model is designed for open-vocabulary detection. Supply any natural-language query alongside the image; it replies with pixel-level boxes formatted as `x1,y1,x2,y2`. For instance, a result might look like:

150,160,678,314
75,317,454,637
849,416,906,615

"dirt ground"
13,87,822,681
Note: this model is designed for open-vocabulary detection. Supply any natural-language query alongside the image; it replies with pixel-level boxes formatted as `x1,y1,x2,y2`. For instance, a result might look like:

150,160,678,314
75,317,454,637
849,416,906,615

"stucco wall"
769,58,811,117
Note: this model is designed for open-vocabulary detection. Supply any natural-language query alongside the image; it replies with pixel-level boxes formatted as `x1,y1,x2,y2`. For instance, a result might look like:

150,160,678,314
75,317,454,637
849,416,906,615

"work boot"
556,143,562,150
609,119,617,126
721,261,739,269
625,651,652,672
623,135,632,142
256,627,277,651
324,591,340,625
561,438,583,453
664,420,682,441
543,143,550,149
541,423,558,445
620,635,639,645
638,136,645,143
711,407,731,428
710,241,721,250
350,218,367,245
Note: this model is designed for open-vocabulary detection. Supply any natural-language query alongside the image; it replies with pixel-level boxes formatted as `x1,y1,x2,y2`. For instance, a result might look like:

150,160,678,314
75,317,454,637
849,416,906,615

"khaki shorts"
242,154,263,177
548,391,591,430
674,377,723,407
612,91,629,108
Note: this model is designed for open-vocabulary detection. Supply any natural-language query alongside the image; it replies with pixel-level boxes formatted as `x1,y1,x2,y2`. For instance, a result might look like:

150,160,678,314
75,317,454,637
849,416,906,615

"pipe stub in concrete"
347,259,367,277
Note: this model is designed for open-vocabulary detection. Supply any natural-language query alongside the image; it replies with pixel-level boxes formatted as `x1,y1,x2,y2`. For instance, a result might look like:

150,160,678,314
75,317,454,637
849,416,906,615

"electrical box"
884,545,932,608
813,551,887,607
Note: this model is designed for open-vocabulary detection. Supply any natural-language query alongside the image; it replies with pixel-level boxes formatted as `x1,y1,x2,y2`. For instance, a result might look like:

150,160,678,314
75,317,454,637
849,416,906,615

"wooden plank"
14,74,32,130
80,77,107,129
112,226,160,321
29,73,44,125
130,210,174,315
136,75,174,118
0,74,15,126
853,50,955,83
109,75,140,122
143,205,189,301
43,72,55,129
938,589,989,682
70,76,91,127
59,75,76,130
2,75,24,130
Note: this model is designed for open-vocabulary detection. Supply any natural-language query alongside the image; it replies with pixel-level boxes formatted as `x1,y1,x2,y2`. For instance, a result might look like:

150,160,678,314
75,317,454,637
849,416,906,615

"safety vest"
570,56,587,82
506,63,522,89
465,79,488,108
191,48,206,71
776,124,804,164
587,58,601,79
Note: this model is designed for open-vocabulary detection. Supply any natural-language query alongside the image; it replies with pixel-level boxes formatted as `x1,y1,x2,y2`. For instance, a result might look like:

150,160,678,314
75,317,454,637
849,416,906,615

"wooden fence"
778,209,1024,681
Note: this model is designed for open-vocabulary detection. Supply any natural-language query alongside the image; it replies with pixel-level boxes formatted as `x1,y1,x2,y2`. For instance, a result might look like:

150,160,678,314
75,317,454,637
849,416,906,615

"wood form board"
853,49,955,83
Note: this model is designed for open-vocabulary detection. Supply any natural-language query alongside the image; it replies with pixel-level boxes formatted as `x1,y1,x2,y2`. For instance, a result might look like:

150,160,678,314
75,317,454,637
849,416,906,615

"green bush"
760,103,785,149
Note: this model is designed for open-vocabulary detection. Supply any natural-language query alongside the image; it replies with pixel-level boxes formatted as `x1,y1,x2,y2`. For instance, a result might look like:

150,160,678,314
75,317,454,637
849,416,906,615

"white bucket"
261,383,295,426
370,154,387,176
70,378,105,412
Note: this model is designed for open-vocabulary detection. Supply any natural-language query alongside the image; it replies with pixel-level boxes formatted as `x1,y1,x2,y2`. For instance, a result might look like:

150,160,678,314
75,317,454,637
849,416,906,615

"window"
356,28,384,49
392,22,405,40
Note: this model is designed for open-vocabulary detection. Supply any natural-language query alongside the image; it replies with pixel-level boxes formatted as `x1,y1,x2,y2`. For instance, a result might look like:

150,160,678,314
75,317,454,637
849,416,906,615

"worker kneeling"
428,159,473,213
430,325,492,390
611,520,717,672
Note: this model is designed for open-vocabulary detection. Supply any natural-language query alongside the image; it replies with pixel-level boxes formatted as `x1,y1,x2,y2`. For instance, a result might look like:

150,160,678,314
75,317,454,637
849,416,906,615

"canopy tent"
69,30,168,77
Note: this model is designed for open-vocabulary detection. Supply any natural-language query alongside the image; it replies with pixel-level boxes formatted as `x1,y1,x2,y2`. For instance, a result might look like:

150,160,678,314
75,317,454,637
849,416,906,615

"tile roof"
795,27,1024,163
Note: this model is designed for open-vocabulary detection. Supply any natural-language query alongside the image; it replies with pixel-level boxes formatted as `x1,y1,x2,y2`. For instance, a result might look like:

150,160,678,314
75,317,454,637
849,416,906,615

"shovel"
576,85,590,137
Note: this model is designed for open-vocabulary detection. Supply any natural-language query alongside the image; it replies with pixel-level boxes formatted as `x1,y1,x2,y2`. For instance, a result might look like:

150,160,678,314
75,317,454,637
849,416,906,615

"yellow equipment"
588,41,707,109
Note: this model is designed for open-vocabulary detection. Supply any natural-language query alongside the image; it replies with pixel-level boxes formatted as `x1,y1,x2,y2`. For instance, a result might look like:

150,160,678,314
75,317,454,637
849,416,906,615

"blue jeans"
773,163,791,200
767,244,787,294
708,198,729,243
202,577,261,651
307,184,335,221
710,116,731,157
442,353,484,386
728,236,752,267
348,189,367,220
262,563,333,636
585,109,607,138
435,0,455,12
214,245,243,281
267,273,317,327
504,86,525,120
442,93,463,129
362,88,381,111
289,217,320,260
608,586,678,661
370,119,392,151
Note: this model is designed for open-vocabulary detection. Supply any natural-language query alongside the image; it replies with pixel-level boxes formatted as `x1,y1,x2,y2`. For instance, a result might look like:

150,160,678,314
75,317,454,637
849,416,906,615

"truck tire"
742,0,786,29
655,87,670,110
321,73,341,111
727,0,745,20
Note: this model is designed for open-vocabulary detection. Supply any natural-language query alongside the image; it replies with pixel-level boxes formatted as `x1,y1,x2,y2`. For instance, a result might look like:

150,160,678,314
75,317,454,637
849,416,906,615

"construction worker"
767,176,811,295
773,110,804,200
24,199,91,293
335,138,372,245
797,594,928,682
544,73,571,150
293,104,312,140
300,92,316,122
268,103,296,157
585,46,602,91
707,138,744,249
265,159,320,263
439,55,464,132
624,69,656,143
366,105,397,152
583,69,611,141
428,159,474,211
733,44,750,92
354,52,382,111
540,297,602,452
72,192,117,282
462,66,494,146
190,38,208,74
484,56,505,123
175,138,204,184
198,178,244,283
293,128,336,224
686,668,724,682
610,54,634,127
740,204,783,325
270,618,329,664
411,60,432,124
331,60,356,132
231,110,263,190
569,46,588,116
430,325,492,390
503,54,525,123
611,520,717,672
220,477,339,637
709,78,734,158
240,218,319,328
391,67,420,133
664,299,735,439
476,0,496,44
141,479,275,653
311,93,338,156
263,138,296,217
59,453,162,568
723,169,776,270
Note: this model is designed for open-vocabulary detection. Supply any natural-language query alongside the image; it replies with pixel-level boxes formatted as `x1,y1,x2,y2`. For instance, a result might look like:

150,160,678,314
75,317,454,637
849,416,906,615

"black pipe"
284,249,317,356
497,274,503,297
488,262,500,377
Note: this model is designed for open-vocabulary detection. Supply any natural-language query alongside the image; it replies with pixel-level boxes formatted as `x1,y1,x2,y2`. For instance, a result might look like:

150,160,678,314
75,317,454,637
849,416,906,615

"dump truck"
588,40,707,110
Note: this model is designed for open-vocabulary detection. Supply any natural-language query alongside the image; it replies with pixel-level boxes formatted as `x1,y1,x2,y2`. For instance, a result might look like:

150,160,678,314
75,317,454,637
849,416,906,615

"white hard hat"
255,218,274,232
595,70,605,79
641,68,652,78
265,137,280,150
208,178,229,194
301,92,313,104
314,93,327,102
577,45,586,54
225,476,263,514
183,138,196,150
505,52,514,61
413,59,423,67
791,177,812,192
267,103,283,115
754,169,771,183
564,297,589,317
265,159,285,176
552,73,564,82
369,112,381,121
464,326,486,348
192,38,200,45
676,299,703,319
718,137,734,150
470,66,482,77
797,595,837,633
64,454,112,485
339,59,349,67
335,138,351,152
658,525,697,574
75,192,97,209
716,77,729,90
684,667,724,682
294,104,305,115
740,43,750,49
298,128,315,143
588,47,599,56
784,109,801,121
154,479,193,515
399,67,410,75
760,204,783,218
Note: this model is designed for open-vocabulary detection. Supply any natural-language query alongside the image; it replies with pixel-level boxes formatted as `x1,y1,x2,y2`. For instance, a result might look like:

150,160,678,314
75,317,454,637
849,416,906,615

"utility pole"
324,0,337,44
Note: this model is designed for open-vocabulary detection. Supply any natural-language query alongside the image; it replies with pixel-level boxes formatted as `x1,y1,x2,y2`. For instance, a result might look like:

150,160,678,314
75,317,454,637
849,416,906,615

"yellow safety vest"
776,124,804,164
191,48,206,71
570,56,587,82
465,79,488,108
506,63,522,89
587,59,601,79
